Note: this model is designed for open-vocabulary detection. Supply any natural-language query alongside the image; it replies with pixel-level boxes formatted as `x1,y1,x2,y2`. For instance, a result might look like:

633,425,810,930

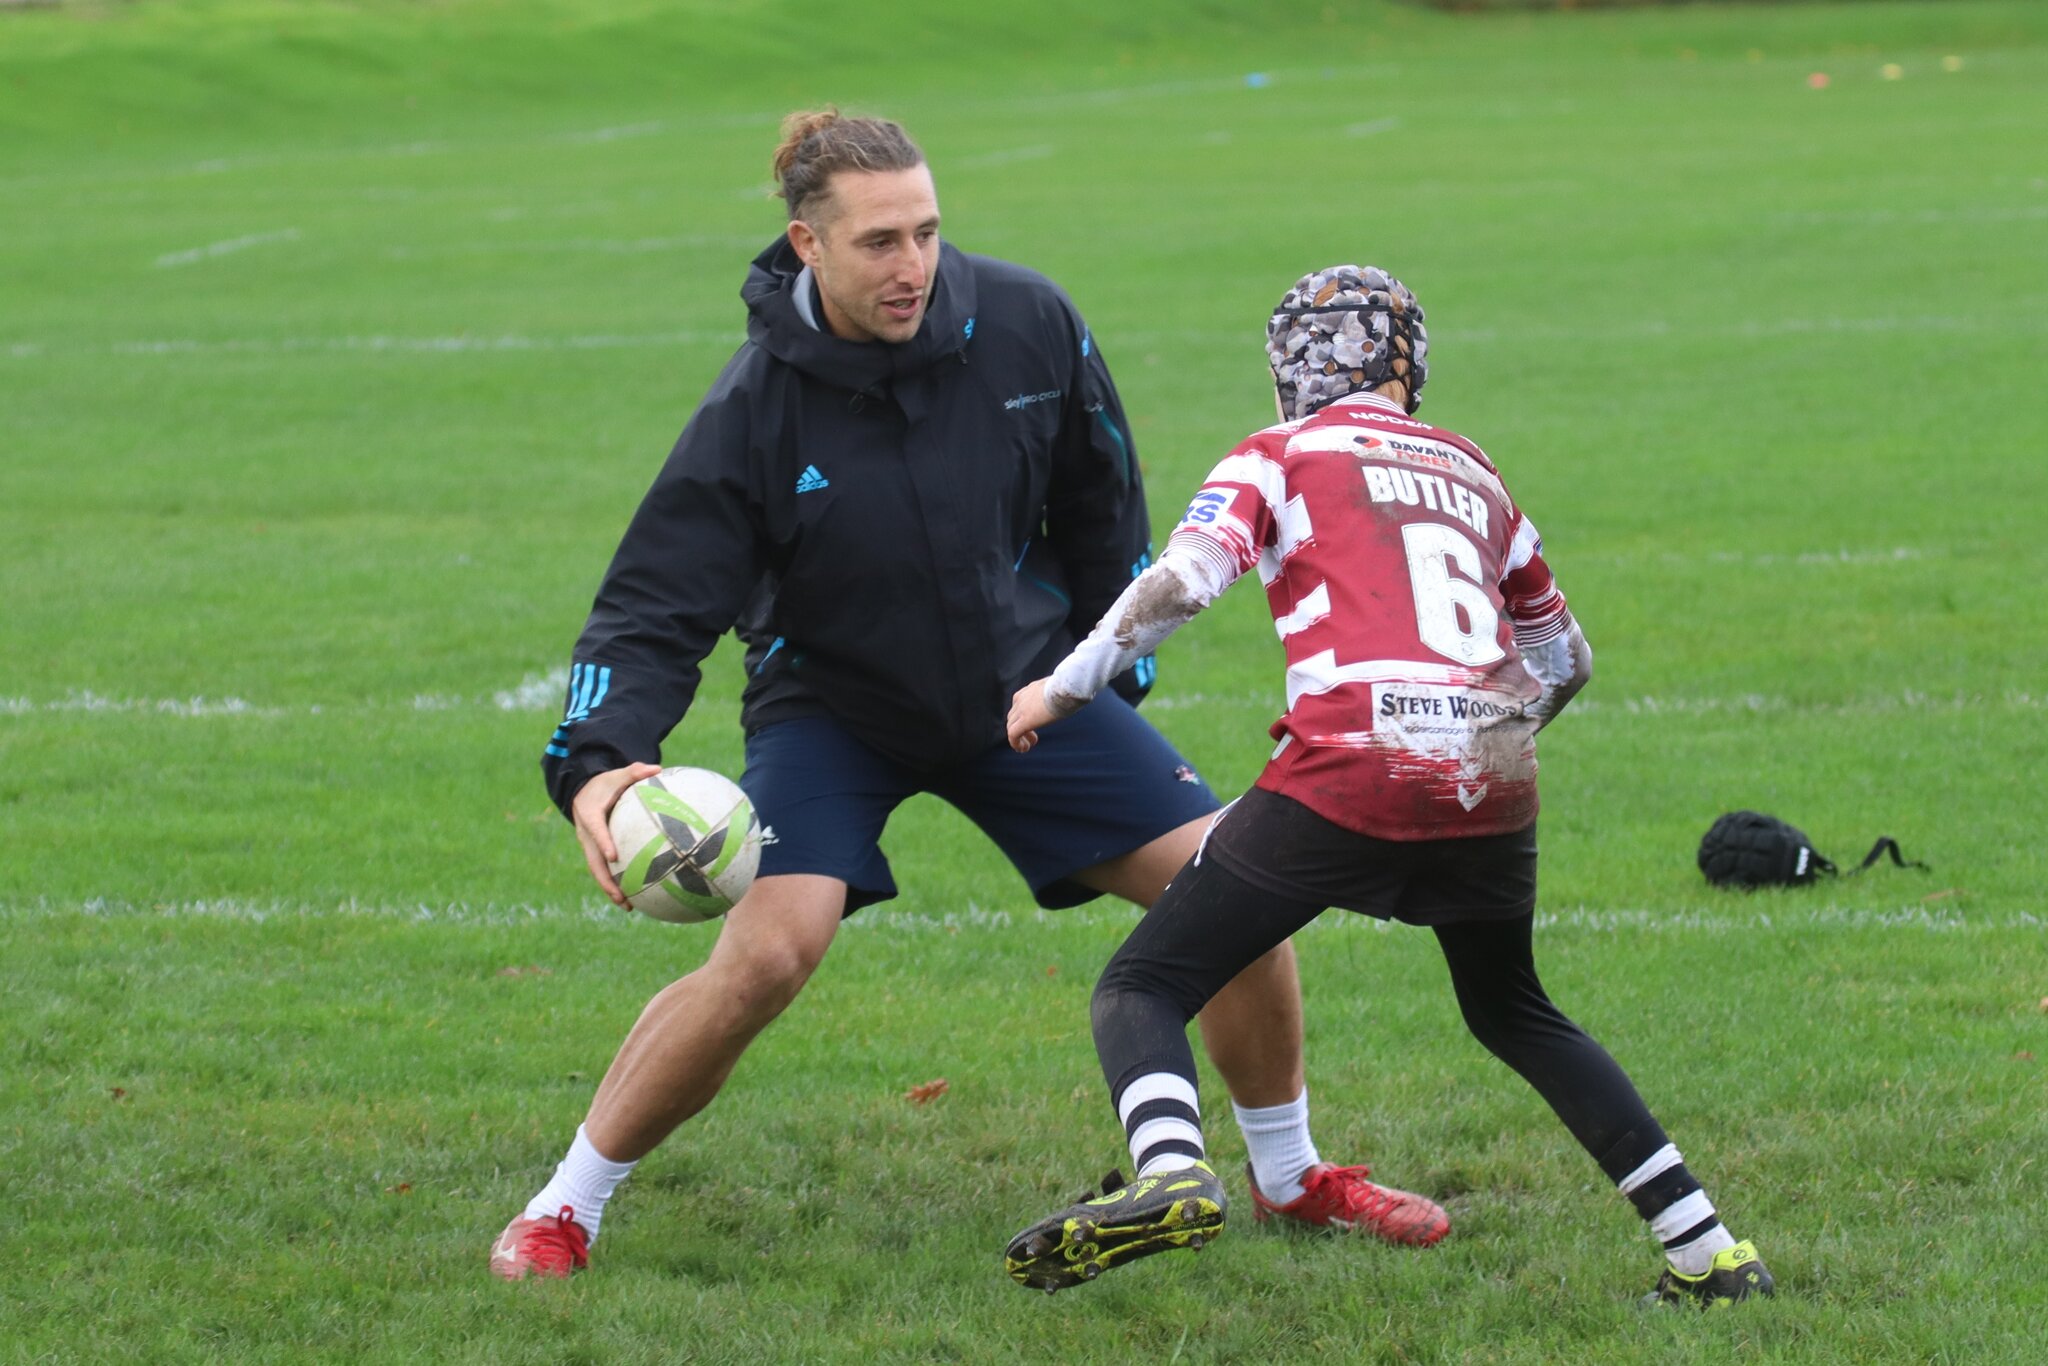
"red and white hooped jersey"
1167,392,1572,840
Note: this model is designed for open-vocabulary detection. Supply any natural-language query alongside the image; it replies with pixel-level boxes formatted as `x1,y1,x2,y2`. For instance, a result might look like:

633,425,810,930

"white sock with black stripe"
1116,1072,1205,1177
1618,1142,1736,1276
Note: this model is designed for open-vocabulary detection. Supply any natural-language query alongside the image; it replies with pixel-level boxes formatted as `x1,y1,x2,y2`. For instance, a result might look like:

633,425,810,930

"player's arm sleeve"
1500,512,1593,730
1044,308,1157,707
541,387,763,819
1044,452,1273,714
1045,538,1242,714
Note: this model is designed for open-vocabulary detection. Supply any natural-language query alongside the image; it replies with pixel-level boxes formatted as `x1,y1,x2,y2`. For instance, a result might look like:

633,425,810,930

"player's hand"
571,762,663,905
1007,678,1066,752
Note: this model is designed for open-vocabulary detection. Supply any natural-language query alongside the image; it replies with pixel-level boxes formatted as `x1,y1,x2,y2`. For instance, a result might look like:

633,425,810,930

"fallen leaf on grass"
2015,1052,2035,1063
110,1087,127,1101
905,1078,949,1105
384,1182,413,1195
1045,964,1058,977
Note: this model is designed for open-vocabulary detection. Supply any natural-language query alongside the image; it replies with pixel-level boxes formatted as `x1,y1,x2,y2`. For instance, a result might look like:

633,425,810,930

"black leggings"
1092,856,1669,1183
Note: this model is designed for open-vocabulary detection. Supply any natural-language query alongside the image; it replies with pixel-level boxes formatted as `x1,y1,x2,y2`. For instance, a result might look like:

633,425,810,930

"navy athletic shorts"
738,692,1221,914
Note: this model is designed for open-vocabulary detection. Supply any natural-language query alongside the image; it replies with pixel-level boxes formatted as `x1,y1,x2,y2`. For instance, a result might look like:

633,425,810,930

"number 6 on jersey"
1399,522,1505,666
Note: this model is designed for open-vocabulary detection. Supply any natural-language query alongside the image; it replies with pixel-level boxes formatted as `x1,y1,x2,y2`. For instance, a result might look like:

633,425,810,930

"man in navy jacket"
491,110,1441,1280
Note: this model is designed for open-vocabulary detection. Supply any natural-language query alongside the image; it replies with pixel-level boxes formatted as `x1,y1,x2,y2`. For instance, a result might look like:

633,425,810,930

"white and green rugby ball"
607,766,761,923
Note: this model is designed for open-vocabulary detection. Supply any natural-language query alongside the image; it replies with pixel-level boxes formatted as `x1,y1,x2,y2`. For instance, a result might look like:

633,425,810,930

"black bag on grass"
1697,810,1925,889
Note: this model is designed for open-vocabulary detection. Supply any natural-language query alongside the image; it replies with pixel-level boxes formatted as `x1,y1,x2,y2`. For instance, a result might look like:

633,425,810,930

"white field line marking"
491,669,570,711
1597,546,1934,569
189,141,451,176
4,897,2034,934
8,310,2039,365
1113,311,2048,350
1570,689,2048,718
957,144,1055,169
1461,313,2046,344
1345,117,1402,138
0,329,745,359
153,228,301,269
6,680,2044,723
15,58,2046,200
552,121,667,145
1144,689,1274,712
6,65,1423,197
1773,204,2048,227
2,669,570,720
1712,546,1928,567
1147,688,2048,718
381,233,760,259
1,692,282,718
2,114,784,195
910,64,1405,117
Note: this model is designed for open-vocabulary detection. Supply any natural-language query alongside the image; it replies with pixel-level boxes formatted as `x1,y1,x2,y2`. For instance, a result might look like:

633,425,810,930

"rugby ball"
607,766,761,923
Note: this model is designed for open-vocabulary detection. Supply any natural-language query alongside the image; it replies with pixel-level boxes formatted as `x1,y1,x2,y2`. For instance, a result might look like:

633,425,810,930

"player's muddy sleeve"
1046,537,1243,713
542,389,763,820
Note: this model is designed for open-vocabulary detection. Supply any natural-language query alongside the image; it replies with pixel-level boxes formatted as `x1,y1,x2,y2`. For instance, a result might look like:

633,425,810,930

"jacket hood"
741,236,978,395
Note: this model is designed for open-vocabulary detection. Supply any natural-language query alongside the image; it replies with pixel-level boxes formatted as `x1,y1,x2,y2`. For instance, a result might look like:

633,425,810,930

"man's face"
788,165,941,345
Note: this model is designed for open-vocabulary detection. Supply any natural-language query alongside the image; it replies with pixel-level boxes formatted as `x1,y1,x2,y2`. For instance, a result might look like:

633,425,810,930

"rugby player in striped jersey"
1002,266,1772,1308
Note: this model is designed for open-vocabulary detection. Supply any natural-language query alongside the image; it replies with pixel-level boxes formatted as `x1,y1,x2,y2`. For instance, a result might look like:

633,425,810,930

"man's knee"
729,937,828,1011
701,875,843,1022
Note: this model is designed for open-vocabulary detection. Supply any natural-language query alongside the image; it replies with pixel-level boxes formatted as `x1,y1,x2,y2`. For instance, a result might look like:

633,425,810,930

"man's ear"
788,219,822,270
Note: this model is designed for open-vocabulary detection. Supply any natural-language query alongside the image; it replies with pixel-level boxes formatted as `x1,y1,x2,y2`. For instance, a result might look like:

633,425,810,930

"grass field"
4,0,2047,1361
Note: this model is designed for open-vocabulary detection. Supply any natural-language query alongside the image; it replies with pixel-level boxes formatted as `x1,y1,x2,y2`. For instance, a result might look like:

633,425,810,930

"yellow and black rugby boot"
1643,1240,1775,1308
1005,1162,1226,1294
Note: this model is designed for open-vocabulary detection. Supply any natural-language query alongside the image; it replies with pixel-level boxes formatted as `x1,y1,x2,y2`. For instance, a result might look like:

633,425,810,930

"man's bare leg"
497,871,846,1271
496,874,848,1274
584,873,849,1159
1075,815,1305,1107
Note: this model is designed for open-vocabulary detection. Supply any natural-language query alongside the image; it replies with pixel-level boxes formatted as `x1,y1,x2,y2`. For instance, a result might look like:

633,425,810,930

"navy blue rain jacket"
543,237,1154,817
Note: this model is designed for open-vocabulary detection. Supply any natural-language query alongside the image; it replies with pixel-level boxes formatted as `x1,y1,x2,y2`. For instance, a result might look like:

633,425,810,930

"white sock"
1665,1221,1737,1276
523,1124,636,1240
1232,1089,1321,1205
1136,1152,1201,1178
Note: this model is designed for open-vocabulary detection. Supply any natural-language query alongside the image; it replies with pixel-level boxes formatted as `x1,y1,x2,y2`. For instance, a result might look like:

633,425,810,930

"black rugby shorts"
1199,785,1536,926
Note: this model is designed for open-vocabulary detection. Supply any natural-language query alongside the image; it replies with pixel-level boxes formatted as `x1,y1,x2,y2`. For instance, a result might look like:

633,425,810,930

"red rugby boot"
489,1206,591,1281
1247,1162,1449,1247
